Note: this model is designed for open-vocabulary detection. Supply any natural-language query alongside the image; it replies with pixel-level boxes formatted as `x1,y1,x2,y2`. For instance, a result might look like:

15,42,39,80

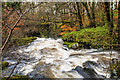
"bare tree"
1,2,43,54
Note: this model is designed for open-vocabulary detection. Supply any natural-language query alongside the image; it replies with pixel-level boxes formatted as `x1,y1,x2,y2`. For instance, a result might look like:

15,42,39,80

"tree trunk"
105,2,111,23
111,2,114,34
92,2,95,27
118,1,120,44
105,2,113,36
82,2,92,27
76,2,83,29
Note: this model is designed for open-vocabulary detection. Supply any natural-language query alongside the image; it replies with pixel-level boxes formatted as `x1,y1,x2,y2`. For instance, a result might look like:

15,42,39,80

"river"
2,37,119,78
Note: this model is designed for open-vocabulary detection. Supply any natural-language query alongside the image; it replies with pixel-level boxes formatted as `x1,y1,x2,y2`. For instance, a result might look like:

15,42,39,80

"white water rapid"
3,38,119,78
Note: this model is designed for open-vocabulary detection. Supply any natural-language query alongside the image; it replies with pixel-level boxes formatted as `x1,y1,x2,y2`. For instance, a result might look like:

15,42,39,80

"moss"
11,37,37,46
62,25,118,49
41,35,46,38
2,61,9,70
2,75,33,80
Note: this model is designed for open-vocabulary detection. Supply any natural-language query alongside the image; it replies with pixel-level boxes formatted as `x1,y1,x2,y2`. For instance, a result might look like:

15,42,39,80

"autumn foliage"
2,7,24,33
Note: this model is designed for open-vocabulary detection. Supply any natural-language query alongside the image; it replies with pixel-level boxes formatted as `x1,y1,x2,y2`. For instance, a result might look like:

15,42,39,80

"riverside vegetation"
62,25,118,49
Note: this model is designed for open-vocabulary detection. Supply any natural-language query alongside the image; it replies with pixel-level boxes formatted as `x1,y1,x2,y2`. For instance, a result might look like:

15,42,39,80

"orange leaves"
59,32,67,35
4,9,9,13
114,16,118,19
2,7,24,33
60,25,67,28
17,20,24,26
113,10,118,13
13,27,21,31
59,23,77,35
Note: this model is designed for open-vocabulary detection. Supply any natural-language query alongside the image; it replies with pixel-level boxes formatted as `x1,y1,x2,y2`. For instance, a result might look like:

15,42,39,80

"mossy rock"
2,61,9,70
11,37,37,46
64,42,80,49
2,75,34,80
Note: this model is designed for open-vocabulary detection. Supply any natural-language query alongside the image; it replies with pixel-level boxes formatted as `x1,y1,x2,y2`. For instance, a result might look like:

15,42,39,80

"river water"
2,37,119,78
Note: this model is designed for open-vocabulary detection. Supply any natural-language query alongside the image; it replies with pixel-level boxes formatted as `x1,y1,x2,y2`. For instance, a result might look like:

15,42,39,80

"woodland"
1,1,120,79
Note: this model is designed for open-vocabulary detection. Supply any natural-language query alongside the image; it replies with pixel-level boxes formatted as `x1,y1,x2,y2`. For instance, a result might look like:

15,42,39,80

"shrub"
62,26,112,49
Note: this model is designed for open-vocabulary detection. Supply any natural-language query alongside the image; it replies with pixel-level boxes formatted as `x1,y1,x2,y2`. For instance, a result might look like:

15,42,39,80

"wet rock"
73,61,104,78
83,61,99,69
63,45,69,51
71,43,79,49
63,70,83,78
56,39,64,44
73,66,90,78
83,61,106,78
27,71,46,78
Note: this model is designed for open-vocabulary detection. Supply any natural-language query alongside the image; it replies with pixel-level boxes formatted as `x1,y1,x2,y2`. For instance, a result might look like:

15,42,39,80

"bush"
62,26,112,49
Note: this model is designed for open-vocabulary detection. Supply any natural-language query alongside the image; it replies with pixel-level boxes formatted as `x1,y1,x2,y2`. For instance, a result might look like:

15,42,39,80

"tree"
1,2,43,52
1,2,43,79
110,2,114,34
76,2,83,29
91,2,95,27
118,1,120,44
104,2,114,36
81,2,92,27
104,2,111,24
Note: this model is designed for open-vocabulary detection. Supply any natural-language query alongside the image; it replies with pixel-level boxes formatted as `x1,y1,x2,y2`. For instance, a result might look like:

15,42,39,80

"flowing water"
2,38,119,78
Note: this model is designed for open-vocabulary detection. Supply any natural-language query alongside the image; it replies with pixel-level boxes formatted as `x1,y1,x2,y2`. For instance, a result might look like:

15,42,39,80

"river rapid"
2,37,119,78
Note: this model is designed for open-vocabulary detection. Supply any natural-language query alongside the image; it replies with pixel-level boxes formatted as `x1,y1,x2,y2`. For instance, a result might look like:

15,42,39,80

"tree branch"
1,2,43,52
21,17,45,21
6,61,20,80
